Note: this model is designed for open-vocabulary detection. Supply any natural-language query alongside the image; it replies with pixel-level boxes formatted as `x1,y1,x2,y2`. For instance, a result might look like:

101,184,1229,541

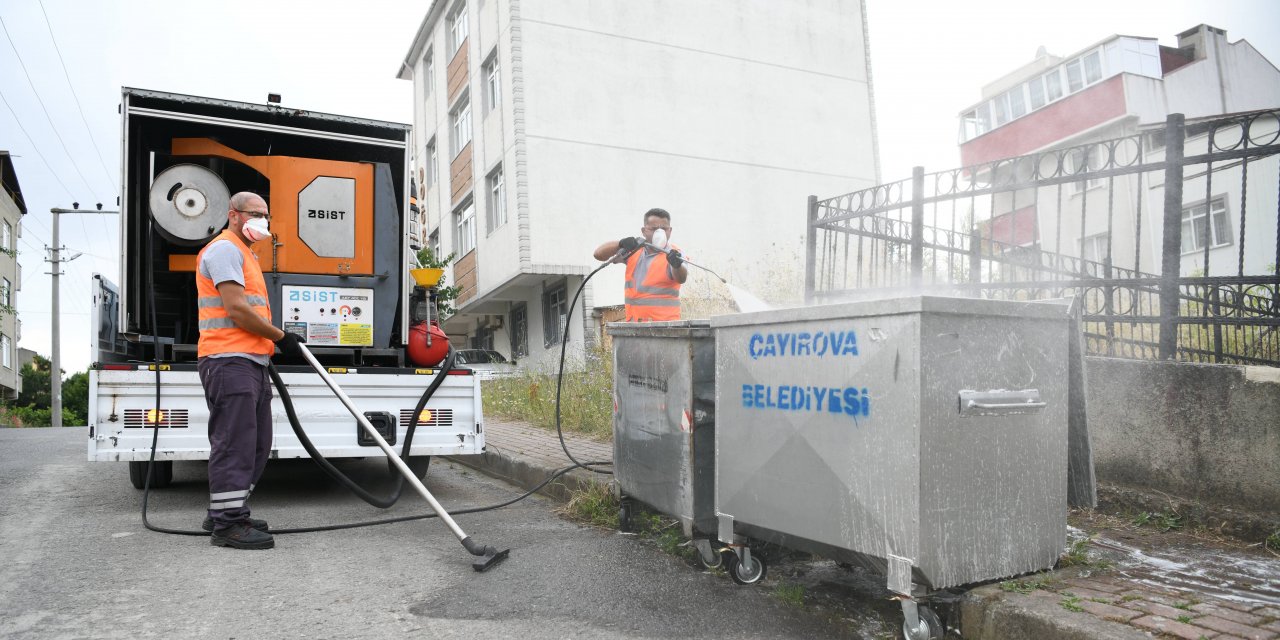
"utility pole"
47,204,118,428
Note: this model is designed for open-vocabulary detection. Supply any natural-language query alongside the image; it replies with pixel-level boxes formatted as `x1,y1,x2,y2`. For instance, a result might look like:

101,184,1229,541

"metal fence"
805,110,1280,366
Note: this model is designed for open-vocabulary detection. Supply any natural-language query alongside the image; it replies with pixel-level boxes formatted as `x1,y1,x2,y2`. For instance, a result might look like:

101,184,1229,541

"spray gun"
640,241,727,283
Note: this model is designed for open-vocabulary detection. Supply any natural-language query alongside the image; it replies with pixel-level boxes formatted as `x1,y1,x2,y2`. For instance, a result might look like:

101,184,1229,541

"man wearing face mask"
194,191,306,550
593,208,688,322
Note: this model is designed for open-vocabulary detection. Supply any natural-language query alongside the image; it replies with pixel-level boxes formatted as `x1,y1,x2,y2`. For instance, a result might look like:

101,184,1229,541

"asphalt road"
0,427,891,639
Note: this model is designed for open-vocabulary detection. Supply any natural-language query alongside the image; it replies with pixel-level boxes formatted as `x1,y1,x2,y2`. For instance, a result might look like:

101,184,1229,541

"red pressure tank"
407,322,450,367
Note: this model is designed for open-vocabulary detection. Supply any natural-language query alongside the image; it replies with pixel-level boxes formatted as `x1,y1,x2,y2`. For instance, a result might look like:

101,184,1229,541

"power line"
36,0,118,243
0,13,105,201
36,0,116,195
0,89,75,200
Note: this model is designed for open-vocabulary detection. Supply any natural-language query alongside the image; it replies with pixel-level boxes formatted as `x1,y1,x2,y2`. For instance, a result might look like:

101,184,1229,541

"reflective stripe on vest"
196,230,275,358
623,247,681,321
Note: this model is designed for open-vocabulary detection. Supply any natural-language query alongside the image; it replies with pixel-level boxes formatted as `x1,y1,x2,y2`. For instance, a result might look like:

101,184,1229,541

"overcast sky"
1,0,1277,376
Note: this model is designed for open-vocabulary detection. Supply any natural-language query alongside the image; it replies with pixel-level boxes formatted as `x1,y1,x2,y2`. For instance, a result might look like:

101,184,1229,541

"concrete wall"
0,191,21,399
1086,357,1280,513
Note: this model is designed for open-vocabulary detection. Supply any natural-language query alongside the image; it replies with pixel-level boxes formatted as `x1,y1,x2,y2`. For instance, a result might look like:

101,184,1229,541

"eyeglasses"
234,209,270,219
643,226,671,232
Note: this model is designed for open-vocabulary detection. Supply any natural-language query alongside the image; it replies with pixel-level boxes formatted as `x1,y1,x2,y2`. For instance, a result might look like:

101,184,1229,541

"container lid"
606,319,713,338
710,295,1071,328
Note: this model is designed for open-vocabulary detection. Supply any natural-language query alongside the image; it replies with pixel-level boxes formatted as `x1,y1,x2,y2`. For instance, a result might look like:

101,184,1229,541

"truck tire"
129,460,173,490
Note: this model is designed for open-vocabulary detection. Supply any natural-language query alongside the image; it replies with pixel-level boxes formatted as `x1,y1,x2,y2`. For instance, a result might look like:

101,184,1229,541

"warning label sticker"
340,324,373,346
283,321,308,337
308,323,340,345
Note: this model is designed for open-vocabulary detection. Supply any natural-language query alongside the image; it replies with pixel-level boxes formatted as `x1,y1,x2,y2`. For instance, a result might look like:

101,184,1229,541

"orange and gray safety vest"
623,245,682,322
195,229,275,358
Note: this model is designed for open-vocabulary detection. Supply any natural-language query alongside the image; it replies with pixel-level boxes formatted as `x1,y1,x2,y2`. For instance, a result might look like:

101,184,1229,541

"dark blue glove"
667,249,684,269
275,331,307,359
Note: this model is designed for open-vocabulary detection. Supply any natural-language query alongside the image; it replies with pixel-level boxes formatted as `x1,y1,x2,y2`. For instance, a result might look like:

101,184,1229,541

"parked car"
454,349,518,379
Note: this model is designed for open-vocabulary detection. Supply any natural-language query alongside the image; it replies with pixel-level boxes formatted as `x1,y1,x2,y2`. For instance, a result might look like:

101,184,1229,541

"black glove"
618,236,641,251
275,331,307,359
667,249,684,269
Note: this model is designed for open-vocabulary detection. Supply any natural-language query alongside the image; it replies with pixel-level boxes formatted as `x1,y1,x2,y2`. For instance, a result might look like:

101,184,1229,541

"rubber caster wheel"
902,604,944,640
129,460,173,490
696,542,724,570
727,551,767,585
618,501,633,533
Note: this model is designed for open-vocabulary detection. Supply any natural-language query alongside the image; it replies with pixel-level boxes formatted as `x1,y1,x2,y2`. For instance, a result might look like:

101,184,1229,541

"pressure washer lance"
641,241,728,283
294,342,510,571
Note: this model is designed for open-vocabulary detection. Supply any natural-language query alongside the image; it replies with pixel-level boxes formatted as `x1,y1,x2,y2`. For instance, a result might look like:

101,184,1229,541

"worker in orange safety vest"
593,208,689,322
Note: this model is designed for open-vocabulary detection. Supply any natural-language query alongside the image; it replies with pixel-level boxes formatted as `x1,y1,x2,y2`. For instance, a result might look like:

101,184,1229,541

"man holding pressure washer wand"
593,208,688,322
194,191,308,550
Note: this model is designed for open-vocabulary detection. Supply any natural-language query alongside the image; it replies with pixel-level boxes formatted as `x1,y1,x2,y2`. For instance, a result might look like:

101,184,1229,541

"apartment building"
957,25,1280,276
398,0,879,368
0,151,25,399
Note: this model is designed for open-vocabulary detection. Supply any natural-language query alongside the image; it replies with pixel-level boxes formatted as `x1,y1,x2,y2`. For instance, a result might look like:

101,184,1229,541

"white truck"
88,88,484,488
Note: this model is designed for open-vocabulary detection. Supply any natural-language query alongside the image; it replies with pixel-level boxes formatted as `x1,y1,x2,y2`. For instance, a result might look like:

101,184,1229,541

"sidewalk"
451,417,1280,640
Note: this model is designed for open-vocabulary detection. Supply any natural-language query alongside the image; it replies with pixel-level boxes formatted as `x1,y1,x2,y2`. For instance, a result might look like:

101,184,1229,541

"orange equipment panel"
170,138,374,276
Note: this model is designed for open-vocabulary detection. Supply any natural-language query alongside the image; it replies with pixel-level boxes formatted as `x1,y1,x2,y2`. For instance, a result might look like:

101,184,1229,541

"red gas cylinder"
407,322,450,367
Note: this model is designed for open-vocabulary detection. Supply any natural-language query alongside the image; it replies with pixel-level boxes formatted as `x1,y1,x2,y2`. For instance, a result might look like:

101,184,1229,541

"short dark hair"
644,208,670,223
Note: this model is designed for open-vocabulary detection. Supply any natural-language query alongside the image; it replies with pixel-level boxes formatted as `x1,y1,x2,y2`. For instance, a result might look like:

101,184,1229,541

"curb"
960,581,1150,640
444,448,608,503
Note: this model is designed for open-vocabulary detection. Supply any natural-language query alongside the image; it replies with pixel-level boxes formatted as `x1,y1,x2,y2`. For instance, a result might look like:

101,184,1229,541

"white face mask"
242,216,271,243
650,228,668,250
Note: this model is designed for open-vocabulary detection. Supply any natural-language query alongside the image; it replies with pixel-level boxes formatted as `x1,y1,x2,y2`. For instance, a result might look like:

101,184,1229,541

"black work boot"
202,516,268,533
210,522,275,550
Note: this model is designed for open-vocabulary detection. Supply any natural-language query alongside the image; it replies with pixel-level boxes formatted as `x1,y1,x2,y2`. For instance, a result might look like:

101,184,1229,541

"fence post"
805,195,818,303
910,166,925,288
1159,113,1186,360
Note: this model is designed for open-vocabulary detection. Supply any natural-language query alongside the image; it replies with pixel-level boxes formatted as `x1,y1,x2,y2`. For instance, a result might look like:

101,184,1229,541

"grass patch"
999,576,1059,594
1119,594,1141,603
1058,537,1092,567
1266,530,1280,553
1131,510,1182,532
1172,601,1195,611
1175,614,1193,624
561,481,619,528
1059,594,1084,613
482,345,614,439
773,582,805,607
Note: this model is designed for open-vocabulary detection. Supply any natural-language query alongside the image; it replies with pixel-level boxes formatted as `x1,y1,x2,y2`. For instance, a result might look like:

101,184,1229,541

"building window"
542,280,568,347
1065,59,1084,93
1066,147,1103,193
1,278,9,307
1082,50,1103,85
1007,86,1026,120
1027,76,1046,110
1181,197,1231,254
1,334,9,369
425,138,438,186
423,48,434,98
1043,68,1063,102
472,325,495,351
1,221,10,252
450,97,472,158
992,93,1009,126
454,199,476,256
483,51,501,115
429,230,440,258
448,2,468,56
1081,233,1110,263
510,303,528,358
486,165,505,233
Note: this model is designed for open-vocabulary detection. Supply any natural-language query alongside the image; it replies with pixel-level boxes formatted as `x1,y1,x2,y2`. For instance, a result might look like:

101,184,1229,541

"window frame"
423,48,435,97
510,303,528,358
1080,232,1111,264
1,221,10,252
486,165,506,234
1,277,10,307
1180,196,1233,254
454,198,476,257
448,2,469,57
424,137,438,186
542,280,568,347
450,96,472,158
483,50,501,115
1,334,9,369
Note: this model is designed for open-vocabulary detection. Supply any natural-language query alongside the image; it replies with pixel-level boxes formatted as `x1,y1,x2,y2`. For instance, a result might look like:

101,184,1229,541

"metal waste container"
711,296,1070,636
609,320,722,567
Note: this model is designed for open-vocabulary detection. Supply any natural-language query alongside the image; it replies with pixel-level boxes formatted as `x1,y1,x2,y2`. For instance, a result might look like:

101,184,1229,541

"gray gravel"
0,427,886,639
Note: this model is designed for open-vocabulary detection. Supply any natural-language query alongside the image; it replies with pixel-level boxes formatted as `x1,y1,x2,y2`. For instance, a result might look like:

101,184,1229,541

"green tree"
62,371,89,426
15,354,53,409
3,353,87,426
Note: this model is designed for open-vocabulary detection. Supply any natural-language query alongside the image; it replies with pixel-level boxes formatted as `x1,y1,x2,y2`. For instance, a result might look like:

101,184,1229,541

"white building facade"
399,0,880,369
958,25,1280,277
0,152,25,399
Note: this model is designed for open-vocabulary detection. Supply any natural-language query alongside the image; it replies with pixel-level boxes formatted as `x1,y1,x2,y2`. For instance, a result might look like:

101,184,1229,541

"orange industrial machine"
119,89,413,364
